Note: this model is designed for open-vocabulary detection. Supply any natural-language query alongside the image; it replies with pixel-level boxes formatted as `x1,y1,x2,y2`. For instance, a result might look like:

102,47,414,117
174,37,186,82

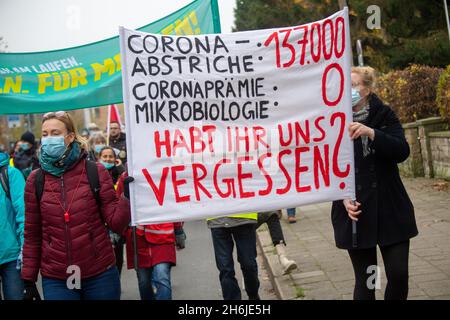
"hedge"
376,64,443,123
436,64,450,120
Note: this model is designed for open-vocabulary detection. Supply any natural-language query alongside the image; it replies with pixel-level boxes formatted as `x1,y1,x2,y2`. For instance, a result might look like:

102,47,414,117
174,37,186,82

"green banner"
0,0,221,115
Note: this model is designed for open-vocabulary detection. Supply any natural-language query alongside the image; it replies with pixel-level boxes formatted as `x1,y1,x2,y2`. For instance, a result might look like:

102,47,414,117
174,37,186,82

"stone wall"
417,117,448,178
399,117,450,180
401,122,424,177
429,131,450,179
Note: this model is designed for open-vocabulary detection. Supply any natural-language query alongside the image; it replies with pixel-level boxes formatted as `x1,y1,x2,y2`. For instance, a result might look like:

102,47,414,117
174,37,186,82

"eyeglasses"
43,111,68,120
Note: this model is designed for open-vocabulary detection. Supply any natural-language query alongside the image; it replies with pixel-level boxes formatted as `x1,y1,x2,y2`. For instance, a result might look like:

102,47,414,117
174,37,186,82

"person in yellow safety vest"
207,212,260,300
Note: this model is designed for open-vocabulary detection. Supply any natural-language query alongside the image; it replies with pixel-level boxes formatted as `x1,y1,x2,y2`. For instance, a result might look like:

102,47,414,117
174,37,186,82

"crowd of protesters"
0,67,417,300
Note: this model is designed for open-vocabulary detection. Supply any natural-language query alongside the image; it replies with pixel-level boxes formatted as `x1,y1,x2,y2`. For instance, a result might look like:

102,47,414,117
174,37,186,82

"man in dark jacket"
109,122,127,165
13,131,39,179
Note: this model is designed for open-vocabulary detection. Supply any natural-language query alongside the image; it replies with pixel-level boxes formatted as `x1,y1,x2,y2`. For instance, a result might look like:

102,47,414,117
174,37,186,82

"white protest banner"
120,8,355,225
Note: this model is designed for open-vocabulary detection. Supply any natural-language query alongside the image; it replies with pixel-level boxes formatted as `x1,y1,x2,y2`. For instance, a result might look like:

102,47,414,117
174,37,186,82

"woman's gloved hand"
23,280,41,301
123,176,135,199
175,228,186,250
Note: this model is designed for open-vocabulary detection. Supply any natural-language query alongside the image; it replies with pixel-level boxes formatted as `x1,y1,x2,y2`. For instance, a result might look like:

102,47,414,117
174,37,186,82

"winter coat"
108,164,125,187
12,148,39,179
0,153,25,265
331,94,418,249
124,227,179,270
109,133,127,165
21,153,131,282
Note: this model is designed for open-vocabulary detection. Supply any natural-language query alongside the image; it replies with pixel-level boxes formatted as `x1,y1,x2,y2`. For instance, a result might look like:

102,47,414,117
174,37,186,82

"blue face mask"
19,143,31,151
100,161,115,170
41,136,67,158
351,88,361,107
95,144,106,153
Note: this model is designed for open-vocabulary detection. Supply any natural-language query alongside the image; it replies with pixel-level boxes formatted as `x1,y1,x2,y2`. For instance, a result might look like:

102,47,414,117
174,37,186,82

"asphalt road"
35,220,276,300
122,220,276,300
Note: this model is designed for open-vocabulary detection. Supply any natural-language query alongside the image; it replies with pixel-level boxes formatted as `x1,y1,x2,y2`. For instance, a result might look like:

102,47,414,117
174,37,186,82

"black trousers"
257,211,285,246
211,224,260,300
347,240,410,300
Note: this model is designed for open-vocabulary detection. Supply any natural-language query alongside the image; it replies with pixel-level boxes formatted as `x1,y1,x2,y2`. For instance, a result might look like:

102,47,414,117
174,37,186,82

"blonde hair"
88,133,107,150
42,112,88,150
351,66,377,92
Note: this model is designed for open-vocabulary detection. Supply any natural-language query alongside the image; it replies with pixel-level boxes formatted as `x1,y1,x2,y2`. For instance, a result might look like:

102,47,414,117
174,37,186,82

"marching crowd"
0,67,418,300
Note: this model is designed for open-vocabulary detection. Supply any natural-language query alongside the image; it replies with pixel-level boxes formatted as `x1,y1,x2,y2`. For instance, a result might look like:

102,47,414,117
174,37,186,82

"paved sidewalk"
257,177,450,300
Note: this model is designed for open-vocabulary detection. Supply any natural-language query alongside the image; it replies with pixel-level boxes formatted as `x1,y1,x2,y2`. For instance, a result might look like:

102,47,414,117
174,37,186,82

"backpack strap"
34,168,45,202
85,160,101,207
34,161,101,208
0,165,10,201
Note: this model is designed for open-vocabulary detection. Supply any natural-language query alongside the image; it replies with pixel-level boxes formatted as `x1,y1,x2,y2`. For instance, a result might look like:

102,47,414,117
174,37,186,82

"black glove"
123,176,135,200
23,280,41,301
175,228,186,250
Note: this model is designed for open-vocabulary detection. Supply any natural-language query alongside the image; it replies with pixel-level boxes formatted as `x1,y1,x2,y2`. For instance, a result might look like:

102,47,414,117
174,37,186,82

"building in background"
0,104,125,152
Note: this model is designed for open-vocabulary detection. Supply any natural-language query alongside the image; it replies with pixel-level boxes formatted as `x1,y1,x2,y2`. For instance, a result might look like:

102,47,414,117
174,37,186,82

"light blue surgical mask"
41,136,67,158
100,161,114,170
19,143,31,151
95,144,106,153
351,88,361,107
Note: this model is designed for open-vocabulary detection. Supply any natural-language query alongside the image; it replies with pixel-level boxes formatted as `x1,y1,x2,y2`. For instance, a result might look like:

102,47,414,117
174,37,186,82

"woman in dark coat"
331,67,418,300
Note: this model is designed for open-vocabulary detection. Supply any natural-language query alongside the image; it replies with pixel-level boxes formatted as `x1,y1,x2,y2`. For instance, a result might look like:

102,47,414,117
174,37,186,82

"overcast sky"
0,0,236,53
